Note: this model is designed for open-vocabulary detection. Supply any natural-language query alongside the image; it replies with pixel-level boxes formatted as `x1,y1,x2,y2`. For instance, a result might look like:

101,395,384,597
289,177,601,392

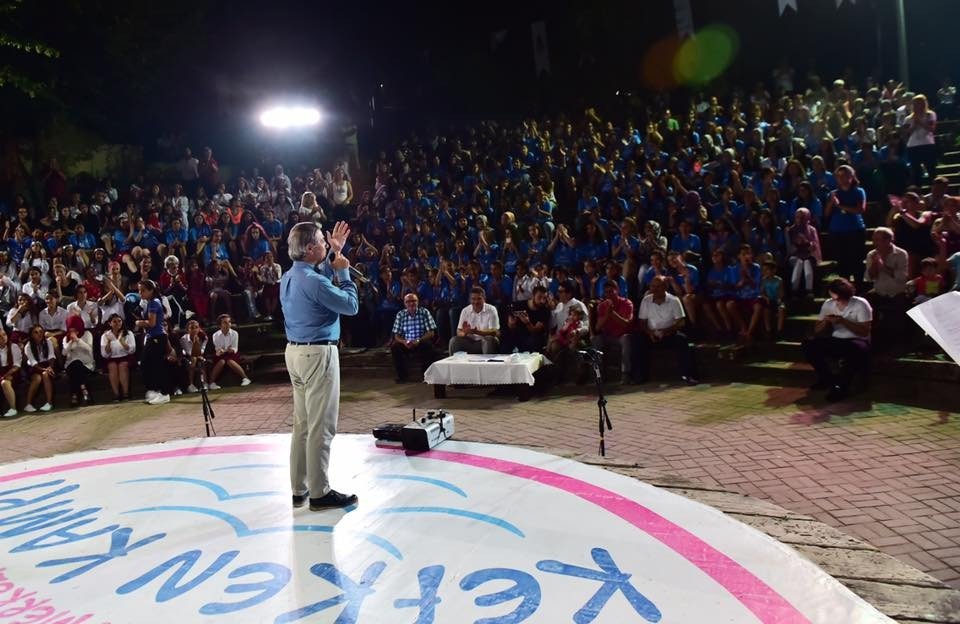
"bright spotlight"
259,106,322,129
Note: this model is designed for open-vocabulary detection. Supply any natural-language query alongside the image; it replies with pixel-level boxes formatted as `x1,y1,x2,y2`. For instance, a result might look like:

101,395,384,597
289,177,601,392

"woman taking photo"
136,279,171,405
23,325,56,412
101,313,135,402
63,315,95,407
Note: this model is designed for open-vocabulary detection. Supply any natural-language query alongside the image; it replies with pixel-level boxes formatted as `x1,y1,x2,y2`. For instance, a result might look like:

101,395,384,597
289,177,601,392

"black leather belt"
288,340,338,346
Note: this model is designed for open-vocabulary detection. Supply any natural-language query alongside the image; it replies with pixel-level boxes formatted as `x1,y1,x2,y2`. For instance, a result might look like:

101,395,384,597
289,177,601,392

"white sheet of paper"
907,291,960,366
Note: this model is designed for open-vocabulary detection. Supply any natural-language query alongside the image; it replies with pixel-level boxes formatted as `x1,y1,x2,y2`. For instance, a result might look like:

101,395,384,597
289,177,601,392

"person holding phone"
803,278,872,402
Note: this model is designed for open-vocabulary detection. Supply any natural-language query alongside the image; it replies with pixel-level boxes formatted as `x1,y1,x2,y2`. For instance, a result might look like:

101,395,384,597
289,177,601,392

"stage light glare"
259,106,322,129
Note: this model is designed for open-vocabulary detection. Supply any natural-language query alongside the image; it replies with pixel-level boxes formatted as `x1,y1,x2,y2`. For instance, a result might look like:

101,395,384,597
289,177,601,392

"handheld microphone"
348,265,370,284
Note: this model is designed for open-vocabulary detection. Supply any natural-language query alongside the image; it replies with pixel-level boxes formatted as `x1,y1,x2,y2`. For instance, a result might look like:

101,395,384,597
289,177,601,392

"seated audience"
24,325,56,412
0,328,22,418
632,276,699,385
179,318,208,392
101,312,135,401
502,285,550,353
803,278,873,402
390,293,438,383
449,287,500,355
592,281,634,381
207,314,251,389
63,315,95,407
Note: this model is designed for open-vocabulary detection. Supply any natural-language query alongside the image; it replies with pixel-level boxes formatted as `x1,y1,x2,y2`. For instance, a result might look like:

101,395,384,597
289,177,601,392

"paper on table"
907,291,960,366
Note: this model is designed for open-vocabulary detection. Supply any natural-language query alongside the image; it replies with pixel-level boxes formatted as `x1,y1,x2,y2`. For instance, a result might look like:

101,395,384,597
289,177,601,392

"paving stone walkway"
0,375,958,589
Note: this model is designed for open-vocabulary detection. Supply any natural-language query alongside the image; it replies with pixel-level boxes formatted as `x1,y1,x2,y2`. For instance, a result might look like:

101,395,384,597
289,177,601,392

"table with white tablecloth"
424,353,551,399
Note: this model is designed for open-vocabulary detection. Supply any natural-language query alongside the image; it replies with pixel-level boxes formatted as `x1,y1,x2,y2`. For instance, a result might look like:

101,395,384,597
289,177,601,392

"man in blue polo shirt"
390,293,438,383
281,221,358,512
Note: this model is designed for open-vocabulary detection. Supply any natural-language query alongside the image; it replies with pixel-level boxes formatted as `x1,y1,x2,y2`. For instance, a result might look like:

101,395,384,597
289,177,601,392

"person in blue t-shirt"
69,223,97,252
242,223,271,261
595,262,628,299
787,182,824,227
710,186,748,226
376,267,402,344
548,224,578,269
749,210,786,263
666,250,700,326
520,224,549,266
825,165,868,285
159,218,189,261
577,187,599,215
484,261,513,310
188,214,212,255
670,220,702,257
501,231,521,276
134,279,171,404
724,244,764,343
639,250,668,293
578,222,609,263
702,248,734,334
201,230,230,267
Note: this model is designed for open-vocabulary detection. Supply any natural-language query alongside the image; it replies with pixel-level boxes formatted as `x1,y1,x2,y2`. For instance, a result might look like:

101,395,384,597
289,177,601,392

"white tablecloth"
424,353,550,386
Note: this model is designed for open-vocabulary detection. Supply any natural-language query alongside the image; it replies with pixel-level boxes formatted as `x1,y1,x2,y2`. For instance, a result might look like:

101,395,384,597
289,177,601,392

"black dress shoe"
309,489,358,511
681,376,700,386
292,491,309,508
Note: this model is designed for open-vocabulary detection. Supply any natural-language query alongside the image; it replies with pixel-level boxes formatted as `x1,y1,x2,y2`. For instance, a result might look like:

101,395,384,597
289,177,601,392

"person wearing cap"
63,314,95,407
281,220,359,511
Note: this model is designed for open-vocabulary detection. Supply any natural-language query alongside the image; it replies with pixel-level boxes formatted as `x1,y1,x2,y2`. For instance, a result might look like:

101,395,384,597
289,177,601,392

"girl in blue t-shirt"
703,248,734,335
135,280,171,405
242,224,271,261
788,182,824,227
825,165,867,284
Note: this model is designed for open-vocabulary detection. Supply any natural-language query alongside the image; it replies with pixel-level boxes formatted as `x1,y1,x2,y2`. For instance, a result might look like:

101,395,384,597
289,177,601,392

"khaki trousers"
286,344,340,497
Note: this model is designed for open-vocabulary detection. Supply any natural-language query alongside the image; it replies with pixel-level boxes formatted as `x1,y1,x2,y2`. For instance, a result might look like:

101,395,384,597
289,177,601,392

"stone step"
783,314,820,341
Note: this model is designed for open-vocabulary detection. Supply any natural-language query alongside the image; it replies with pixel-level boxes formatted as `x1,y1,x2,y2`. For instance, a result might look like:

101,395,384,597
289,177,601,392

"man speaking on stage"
281,220,359,511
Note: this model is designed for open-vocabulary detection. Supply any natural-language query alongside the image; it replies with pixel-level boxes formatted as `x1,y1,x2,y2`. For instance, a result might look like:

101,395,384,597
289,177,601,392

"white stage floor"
0,434,892,623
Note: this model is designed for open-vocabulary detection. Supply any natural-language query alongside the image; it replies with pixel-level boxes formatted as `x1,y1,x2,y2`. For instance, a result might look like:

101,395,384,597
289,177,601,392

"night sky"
8,0,960,150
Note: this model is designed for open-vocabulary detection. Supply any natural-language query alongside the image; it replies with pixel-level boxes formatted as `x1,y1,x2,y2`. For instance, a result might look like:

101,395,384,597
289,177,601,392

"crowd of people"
2,73,959,414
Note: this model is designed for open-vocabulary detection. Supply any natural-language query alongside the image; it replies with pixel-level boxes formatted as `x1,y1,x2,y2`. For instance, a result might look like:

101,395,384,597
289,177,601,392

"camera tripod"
193,357,217,437
581,348,613,456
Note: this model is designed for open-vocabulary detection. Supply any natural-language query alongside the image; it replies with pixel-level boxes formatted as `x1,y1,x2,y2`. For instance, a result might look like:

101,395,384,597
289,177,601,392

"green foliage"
0,1,60,99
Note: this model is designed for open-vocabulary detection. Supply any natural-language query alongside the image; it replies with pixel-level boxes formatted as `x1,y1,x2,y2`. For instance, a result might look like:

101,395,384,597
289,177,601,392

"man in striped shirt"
390,293,438,383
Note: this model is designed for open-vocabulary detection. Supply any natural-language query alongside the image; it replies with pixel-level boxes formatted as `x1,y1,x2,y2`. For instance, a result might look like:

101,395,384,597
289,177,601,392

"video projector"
373,409,455,452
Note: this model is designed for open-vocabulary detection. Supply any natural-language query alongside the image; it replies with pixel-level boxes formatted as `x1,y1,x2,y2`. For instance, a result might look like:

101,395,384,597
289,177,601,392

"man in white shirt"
632,276,698,385
803,278,873,402
863,227,908,300
449,287,501,355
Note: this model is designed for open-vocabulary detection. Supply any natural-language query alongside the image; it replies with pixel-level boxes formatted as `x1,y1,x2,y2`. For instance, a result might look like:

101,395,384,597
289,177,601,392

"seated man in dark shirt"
501,285,551,353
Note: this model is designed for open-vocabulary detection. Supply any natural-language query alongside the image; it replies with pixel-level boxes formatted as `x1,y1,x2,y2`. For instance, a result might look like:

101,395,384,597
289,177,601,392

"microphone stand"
188,355,216,437
580,348,613,456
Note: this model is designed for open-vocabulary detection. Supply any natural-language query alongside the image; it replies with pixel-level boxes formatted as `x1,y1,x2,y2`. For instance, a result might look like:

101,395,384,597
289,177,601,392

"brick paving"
0,374,958,588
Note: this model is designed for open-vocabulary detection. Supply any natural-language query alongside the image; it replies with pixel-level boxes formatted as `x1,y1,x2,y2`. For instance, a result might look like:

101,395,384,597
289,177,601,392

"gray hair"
287,222,321,261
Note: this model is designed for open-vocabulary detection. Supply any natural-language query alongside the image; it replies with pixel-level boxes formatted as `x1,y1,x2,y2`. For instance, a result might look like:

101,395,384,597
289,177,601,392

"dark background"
5,0,959,162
